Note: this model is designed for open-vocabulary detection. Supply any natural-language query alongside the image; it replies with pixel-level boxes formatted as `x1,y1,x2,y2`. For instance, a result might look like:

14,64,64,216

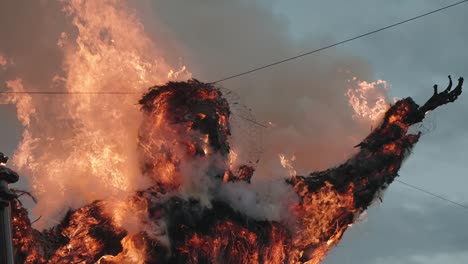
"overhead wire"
0,1,467,212
220,0,468,210
0,91,137,95
243,116,468,212
238,117,468,213
395,179,468,211
209,0,468,84
1,0,467,94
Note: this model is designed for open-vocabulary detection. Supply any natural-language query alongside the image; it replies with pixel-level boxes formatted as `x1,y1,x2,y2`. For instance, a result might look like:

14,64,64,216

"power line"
213,112,468,212
5,96,463,210
1,1,466,95
235,110,468,212
0,91,137,95
0,2,466,213
209,0,468,84
3,96,466,211
236,115,269,128
395,179,468,211
234,116,468,212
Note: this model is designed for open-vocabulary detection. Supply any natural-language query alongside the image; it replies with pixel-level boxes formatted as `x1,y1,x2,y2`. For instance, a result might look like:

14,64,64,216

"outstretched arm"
419,76,463,114
293,76,464,197
287,76,464,263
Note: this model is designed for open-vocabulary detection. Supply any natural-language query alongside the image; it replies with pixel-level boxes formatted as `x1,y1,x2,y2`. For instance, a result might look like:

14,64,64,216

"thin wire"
0,3,465,213
1,1,467,94
237,115,269,128
222,115,468,212
210,0,468,84
5,94,464,211
2,102,466,211
0,91,137,95
395,179,468,211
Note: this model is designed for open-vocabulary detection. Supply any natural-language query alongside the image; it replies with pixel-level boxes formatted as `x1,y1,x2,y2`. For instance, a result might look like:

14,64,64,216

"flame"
180,222,260,264
5,1,448,262
202,134,210,155
291,182,356,264
196,113,207,119
279,154,297,178
346,78,389,122
48,201,124,263
11,200,45,263
229,150,238,164
2,0,191,228
98,235,148,264
0,52,8,67
137,80,231,194
10,77,431,263
177,220,290,264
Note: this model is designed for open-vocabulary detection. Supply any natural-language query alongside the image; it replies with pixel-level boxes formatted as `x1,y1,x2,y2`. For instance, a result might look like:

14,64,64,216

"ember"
11,76,463,263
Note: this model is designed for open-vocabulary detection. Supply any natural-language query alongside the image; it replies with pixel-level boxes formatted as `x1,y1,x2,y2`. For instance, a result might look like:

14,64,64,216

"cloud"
323,189,468,264
140,0,378,179
374,251,468,264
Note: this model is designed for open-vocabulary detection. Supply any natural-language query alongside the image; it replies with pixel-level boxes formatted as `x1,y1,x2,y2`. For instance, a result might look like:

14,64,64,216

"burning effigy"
10,76,463,263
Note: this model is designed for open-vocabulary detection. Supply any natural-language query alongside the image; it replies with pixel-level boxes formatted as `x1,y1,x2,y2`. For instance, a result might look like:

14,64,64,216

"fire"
180,222,260,263
194,88,220,100
279,154,297,178
10,75,461,263
1,0,191,230
196,113,207,119
2,0,463,262
168,200,291,264
229,150,238,167
98,235,148,264
0,52,9,67
346,78,389,123
383,143,398,154
291,181,356,264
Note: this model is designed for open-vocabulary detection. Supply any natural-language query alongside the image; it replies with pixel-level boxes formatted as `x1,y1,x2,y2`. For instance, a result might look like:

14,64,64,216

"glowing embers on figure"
11,77,463,263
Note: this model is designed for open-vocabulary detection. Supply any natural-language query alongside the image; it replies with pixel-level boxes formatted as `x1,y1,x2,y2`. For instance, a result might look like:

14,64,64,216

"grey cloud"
324,189,468,264
139,0,378,178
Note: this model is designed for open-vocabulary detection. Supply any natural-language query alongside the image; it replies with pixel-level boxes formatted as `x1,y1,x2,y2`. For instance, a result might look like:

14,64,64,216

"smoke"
218,179,299,223
178,154,226,209
138,0,376,175
1,0,384,229
130,0,381,223
0,0,190,228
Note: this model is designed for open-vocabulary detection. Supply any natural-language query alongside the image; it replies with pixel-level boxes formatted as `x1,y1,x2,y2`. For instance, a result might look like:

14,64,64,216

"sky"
1,0,468,263
268,1,468,263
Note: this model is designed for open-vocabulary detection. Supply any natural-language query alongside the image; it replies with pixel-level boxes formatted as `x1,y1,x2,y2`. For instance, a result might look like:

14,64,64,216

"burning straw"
11,76,463,263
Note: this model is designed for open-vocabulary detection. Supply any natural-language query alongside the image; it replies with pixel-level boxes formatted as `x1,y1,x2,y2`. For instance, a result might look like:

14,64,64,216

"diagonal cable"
395,179,468,211
210,0,468,84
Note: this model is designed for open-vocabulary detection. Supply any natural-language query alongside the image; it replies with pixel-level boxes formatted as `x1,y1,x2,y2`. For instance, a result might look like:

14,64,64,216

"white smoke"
0,0,191,229
218,178,299,223
1,0,385,233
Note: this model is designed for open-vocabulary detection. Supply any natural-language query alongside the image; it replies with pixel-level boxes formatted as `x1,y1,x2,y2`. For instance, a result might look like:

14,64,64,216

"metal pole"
0,181,14,264
0,152,19,264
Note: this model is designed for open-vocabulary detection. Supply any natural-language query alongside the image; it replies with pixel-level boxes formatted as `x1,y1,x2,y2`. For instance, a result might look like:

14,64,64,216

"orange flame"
346,78,389,123
5,1,437,263
2,0,191,229
291,181,356,264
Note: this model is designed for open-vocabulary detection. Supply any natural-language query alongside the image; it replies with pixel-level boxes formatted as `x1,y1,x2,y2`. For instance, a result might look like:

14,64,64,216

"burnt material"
10,77,463,263
163,198,291,264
